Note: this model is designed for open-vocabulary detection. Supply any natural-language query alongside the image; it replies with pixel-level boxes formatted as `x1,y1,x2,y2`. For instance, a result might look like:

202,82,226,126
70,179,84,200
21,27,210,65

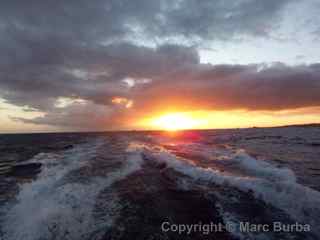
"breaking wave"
134,142,320,236
1,139,143,240
1,130,319,240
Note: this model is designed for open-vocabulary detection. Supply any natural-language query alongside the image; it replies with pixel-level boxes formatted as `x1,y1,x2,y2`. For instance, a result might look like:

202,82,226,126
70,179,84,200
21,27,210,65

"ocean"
0,126,320,240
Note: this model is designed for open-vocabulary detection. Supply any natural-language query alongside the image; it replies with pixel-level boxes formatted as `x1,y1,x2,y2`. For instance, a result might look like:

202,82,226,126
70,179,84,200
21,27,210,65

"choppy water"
0,127,320,240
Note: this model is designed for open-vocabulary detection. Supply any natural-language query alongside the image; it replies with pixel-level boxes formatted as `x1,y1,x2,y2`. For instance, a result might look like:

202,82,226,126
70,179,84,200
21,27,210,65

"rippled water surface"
0,127,320,240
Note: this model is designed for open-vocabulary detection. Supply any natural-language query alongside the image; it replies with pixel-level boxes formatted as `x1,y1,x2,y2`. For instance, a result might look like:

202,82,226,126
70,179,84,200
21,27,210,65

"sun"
150,112,204,131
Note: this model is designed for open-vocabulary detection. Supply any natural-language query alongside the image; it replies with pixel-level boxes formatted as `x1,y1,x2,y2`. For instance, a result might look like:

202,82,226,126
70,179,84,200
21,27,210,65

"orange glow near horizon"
1,96,320,133
149,112,207,131
137,107,320,131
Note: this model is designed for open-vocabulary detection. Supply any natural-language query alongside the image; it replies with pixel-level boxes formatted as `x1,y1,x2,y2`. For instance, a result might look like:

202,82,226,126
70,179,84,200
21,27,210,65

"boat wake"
0,138,143,240
1,130,319,240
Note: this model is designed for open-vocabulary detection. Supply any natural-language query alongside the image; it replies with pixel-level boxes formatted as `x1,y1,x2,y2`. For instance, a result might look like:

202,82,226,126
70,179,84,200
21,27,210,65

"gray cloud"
2,0,319,129
0,42,199,110
14,61,320,129
157,0,291,40
0,0,291,44
11,101,115,130
130,63,320,112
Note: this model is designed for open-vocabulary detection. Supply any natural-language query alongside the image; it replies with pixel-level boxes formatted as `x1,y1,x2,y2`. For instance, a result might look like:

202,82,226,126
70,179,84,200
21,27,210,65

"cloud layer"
0,0,319,129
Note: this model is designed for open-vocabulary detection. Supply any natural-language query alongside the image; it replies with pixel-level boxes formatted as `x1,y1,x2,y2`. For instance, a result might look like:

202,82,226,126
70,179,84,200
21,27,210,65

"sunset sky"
0,0,320,132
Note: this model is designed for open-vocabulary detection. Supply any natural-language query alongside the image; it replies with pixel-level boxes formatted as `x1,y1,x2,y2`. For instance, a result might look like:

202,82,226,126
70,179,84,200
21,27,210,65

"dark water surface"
0,127,320,240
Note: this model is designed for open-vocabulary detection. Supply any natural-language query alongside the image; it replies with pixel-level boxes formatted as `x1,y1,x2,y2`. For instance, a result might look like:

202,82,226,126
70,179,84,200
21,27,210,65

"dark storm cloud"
130,63,320,112
0,42,199,110
2,0,318,129
0,0,291,43
14,61,320,129
11,101,115,130
159,0,291,39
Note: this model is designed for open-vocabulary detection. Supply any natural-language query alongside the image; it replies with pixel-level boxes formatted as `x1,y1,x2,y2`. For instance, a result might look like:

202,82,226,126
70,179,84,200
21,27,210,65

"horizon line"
0,122,319,135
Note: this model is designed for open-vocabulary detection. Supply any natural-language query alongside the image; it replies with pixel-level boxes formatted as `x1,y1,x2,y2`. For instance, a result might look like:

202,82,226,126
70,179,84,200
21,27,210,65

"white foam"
1,139,144,240
138,143,320,236
228,149,296,182
172,143,296,182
